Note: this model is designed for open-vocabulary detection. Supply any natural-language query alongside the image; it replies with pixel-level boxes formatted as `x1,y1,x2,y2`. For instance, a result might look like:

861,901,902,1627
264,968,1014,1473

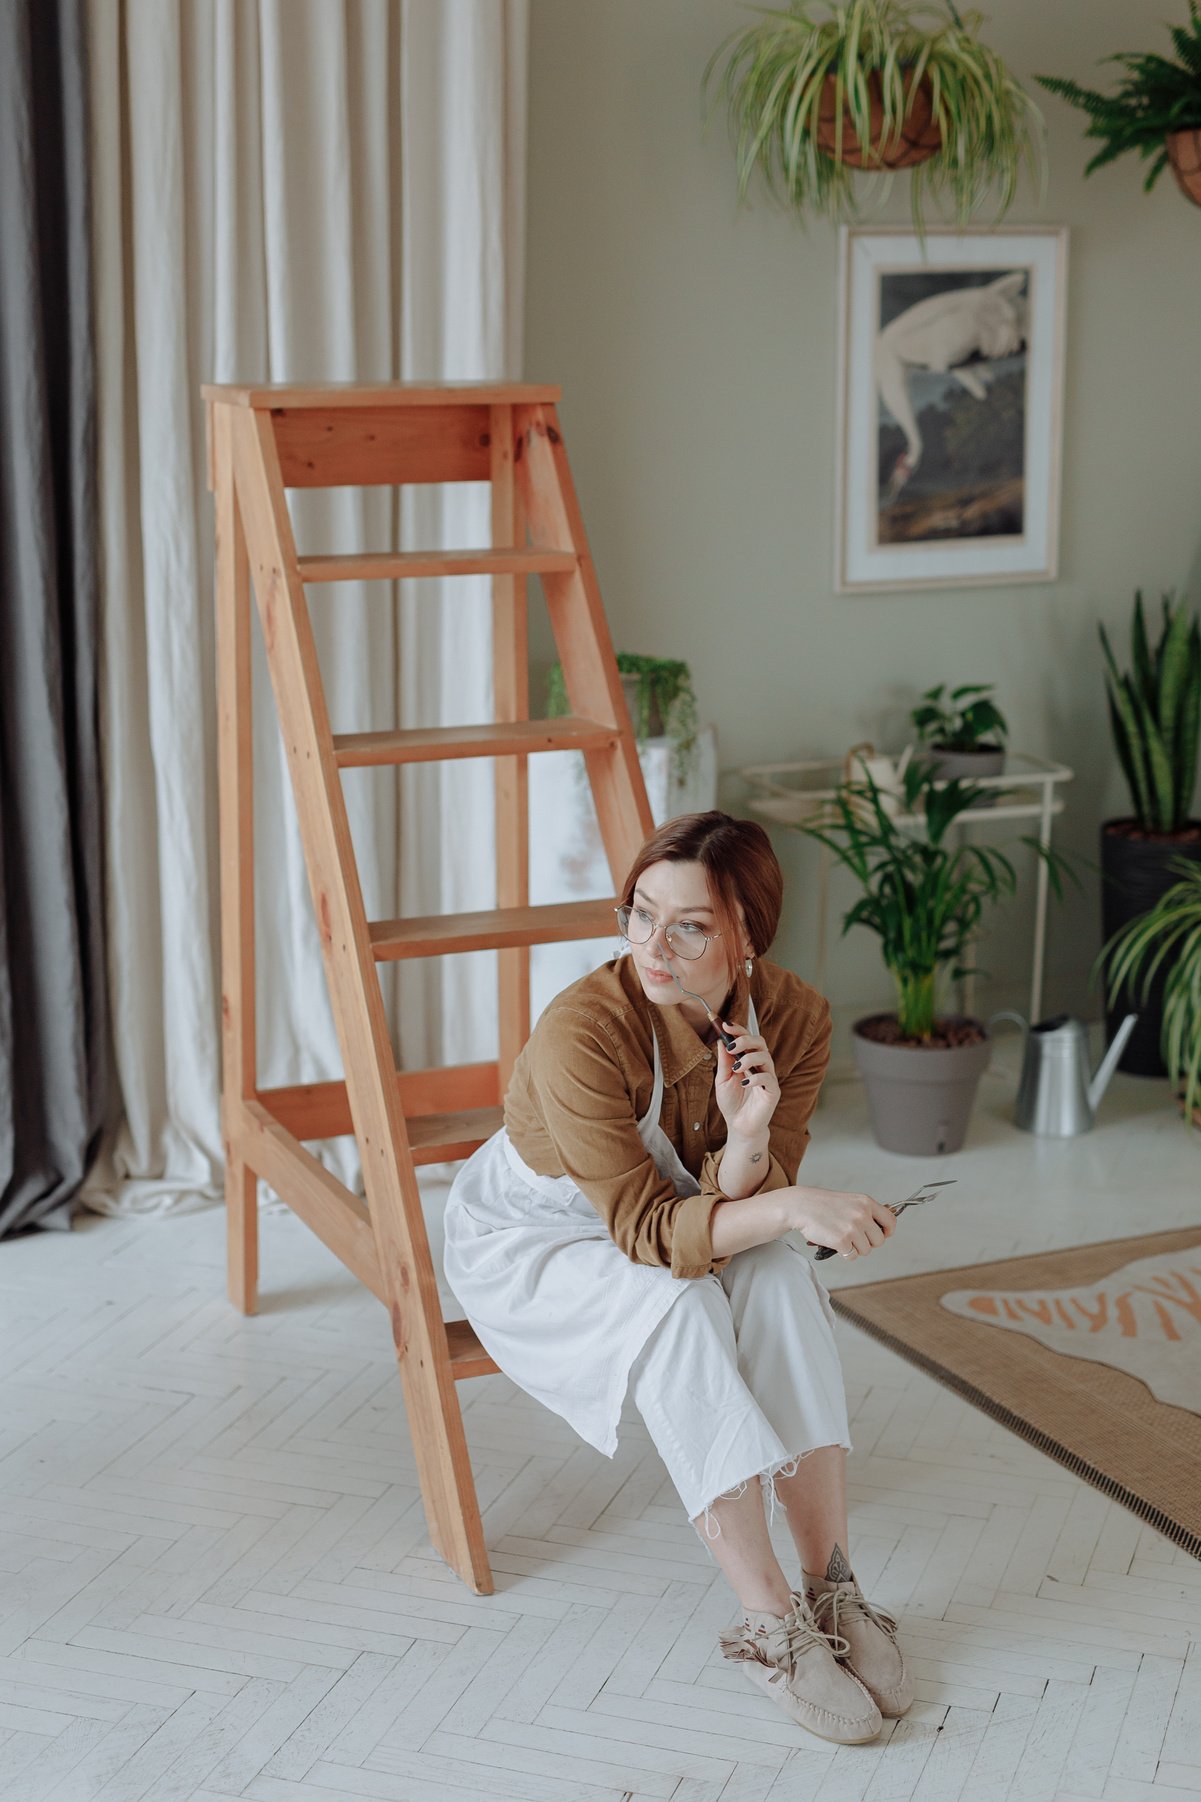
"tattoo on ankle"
824,1542,854,1584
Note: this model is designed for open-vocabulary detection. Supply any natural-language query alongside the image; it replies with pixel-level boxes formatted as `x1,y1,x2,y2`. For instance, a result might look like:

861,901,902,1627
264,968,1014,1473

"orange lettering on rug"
1113,1292,1138,1337
967,1296,999,1316
1153,1302,1183,1342
1017,1300,1055,1325
1071,1295,1109,1332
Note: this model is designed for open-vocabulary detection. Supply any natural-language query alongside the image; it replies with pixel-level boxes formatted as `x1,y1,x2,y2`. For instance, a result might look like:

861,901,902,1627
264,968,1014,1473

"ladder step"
298,549,577,582
333,717,620,768
370,899,619,961
407,1105,504,1165
444,1318,498,1380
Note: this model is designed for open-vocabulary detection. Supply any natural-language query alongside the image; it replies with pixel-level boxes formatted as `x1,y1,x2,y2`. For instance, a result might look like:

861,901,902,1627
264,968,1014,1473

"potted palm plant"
801,758,1071,1154
1098,590,1201,1076
1096,859,1201,1129
1036,2,1201,209
910,681,1008,795
703,0,1044,236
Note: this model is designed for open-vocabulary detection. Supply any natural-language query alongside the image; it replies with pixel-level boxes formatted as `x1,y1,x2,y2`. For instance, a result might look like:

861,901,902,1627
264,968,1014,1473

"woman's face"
625,859,747,1016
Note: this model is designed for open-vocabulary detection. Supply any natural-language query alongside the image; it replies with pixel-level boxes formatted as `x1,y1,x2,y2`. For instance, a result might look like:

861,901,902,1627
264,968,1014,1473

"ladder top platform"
202,380,563,410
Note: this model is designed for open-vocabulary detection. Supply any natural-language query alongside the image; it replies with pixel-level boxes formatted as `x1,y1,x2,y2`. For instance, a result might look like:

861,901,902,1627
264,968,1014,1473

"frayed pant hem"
692,1442,843,1542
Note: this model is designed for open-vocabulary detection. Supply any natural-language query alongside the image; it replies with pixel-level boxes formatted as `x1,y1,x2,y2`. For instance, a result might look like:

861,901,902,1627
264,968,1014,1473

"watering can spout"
1088,1013,1137,1113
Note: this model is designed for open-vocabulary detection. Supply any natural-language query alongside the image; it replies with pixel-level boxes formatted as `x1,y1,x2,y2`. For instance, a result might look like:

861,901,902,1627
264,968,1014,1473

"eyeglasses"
615,904,723,961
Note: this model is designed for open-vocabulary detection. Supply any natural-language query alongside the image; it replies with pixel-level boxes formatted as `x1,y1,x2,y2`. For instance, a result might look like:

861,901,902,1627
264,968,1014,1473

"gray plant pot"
852,1016,992,1155
923,744,1005,807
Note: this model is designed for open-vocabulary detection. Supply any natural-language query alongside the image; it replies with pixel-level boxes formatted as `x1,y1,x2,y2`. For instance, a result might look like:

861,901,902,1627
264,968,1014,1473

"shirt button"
693,1122,700,1131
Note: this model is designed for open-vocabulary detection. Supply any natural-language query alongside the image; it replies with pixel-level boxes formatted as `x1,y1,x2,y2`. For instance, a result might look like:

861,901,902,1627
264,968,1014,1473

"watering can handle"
988,1011,1029,1036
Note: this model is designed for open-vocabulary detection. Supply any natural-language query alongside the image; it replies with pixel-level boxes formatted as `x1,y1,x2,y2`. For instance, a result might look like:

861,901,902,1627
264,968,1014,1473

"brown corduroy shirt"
503,955,833,1281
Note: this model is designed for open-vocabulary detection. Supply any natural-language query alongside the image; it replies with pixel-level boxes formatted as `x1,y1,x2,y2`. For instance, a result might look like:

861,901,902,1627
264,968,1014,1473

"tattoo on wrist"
825,1542,854,1584
750,1152,763,1164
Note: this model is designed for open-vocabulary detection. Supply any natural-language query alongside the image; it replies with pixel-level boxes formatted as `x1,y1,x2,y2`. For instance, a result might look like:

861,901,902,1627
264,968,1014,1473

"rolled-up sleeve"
529,1008,720,1280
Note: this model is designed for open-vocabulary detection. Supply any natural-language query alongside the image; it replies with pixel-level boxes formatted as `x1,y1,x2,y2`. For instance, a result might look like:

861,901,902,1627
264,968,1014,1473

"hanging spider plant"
1095,858,1201,1125
703,0,1045,237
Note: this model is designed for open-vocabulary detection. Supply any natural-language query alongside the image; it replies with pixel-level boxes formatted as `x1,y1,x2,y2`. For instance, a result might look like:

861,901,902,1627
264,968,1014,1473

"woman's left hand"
715,1017,780,1139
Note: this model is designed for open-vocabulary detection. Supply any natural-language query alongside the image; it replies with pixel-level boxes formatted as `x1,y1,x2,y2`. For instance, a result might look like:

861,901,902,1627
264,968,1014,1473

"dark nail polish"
733,1058,742,1069
741,1077,749,1086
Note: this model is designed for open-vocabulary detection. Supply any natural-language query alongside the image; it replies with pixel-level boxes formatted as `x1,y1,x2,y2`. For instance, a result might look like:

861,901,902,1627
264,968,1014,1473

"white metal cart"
739,751,1074,1023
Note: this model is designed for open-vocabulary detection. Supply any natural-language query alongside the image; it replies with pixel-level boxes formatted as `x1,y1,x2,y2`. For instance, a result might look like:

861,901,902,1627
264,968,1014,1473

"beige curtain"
84,0,527,1215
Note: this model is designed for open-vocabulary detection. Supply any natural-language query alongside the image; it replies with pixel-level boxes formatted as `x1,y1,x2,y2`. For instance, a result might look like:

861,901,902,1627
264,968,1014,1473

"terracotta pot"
1166,128,1201,208
814,71,942,170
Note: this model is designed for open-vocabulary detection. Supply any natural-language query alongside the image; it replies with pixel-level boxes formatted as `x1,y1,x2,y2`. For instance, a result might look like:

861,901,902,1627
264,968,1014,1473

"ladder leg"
230,404,493,1593
213,402,259,1315
491,402,530,1089
225,1157,259,1315
515,402,653,886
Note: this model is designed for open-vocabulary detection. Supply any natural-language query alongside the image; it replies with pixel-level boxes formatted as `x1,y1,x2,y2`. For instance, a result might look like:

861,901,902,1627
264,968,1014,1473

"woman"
443,810,909,1744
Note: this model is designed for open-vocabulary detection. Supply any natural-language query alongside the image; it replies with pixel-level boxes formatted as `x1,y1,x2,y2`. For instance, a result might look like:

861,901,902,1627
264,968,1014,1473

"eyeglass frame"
614,903,724,961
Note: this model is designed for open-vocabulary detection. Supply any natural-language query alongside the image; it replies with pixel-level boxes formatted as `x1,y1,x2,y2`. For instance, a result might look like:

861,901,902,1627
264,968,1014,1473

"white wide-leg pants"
626,1238,852,1541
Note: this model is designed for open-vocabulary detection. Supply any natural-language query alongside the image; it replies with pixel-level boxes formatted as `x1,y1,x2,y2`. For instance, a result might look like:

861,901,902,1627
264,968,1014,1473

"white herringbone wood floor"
2,1054,1199,1802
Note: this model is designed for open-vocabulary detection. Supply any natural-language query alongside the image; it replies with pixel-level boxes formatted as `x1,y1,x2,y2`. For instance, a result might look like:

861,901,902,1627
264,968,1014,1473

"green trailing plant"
1098,590,1201,835
1094,857,1201,1125
547,653,699,784
910,681,1008,752
800,758,1072,1040
703,0,1045,237
1036,2,1201,193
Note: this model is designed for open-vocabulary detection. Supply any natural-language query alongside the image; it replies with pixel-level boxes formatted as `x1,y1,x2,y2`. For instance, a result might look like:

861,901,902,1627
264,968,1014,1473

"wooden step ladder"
202,382,654,1595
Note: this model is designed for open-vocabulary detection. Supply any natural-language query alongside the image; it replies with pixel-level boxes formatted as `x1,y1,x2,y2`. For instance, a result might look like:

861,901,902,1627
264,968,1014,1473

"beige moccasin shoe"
800,1574,913,1718
718,1598,882,1744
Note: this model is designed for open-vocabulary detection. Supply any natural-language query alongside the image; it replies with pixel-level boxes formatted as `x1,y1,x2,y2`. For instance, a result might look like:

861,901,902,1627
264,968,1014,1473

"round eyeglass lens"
615,906,708,959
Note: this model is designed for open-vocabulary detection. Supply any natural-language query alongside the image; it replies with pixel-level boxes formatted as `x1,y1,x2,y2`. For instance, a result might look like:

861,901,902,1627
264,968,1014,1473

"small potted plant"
910,682,1008,797
703,0,1044,237
1036,2,1201,209
547,652,699,785
1098,590,1201,1076
801,758,1071,1154
1096,858,1201,1130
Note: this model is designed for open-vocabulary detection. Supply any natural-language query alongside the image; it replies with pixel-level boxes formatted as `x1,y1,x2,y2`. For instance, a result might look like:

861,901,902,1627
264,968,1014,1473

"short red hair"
619,811,784,986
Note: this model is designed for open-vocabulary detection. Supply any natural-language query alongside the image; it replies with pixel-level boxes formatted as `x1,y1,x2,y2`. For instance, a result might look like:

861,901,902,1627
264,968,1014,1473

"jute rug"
830,1227,1201,1559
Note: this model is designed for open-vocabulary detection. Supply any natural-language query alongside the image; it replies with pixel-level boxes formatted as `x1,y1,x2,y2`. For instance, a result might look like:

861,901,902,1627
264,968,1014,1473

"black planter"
1100,821,1201,1076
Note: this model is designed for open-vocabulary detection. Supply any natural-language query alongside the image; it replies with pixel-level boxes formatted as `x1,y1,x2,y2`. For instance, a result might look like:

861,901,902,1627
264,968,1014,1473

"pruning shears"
812,1179,957,1260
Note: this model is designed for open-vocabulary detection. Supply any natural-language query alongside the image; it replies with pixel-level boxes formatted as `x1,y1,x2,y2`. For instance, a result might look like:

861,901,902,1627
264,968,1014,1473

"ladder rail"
229,401,492,1593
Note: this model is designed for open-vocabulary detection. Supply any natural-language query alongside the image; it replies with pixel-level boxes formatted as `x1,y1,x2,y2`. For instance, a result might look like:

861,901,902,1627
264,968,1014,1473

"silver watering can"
989,1011,1137,1137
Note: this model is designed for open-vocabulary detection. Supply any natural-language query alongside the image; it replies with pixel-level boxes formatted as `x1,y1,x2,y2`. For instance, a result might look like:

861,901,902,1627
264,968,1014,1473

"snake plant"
1095,858,1201,1124
1099,591,1201,835
703,0,1045,235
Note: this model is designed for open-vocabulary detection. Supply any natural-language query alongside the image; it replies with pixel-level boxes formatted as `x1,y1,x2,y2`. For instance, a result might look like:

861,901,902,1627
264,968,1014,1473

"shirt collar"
623,956,753,1087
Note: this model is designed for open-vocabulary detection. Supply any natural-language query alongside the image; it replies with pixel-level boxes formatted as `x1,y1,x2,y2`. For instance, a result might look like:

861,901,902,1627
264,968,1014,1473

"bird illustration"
875,271,1028,505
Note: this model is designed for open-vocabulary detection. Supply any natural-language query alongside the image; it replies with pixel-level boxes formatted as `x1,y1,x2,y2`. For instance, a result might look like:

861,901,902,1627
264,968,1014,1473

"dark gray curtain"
0,0,107,1237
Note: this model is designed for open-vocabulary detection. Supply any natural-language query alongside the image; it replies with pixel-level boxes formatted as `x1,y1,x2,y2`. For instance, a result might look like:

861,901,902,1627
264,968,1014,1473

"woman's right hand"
785,1185,897,1260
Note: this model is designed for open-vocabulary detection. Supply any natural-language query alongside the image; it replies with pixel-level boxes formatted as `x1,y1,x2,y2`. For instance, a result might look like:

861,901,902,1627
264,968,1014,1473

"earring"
745,958,753,977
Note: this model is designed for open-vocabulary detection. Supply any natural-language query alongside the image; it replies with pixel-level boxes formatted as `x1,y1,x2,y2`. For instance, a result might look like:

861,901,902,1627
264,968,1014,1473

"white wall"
524,0,1201,1045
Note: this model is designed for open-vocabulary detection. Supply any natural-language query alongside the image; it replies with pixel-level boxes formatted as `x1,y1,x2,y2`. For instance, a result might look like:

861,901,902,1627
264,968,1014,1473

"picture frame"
835,226,1068,593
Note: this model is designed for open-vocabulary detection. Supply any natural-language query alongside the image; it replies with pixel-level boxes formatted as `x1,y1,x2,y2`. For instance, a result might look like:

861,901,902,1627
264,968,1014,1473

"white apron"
442,997,760,1458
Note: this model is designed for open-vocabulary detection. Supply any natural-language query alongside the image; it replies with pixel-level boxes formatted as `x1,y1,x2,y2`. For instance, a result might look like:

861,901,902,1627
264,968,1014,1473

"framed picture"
836,226,1068,593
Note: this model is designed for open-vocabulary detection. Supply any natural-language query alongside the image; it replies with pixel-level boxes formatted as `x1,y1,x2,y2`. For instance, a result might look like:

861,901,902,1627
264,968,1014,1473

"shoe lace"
719,1604,849,1681
808,1585,898,1647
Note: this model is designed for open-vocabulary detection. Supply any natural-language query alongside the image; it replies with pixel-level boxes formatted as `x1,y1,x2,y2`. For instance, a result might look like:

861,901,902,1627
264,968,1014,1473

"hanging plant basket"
814,71,942,169
1167,127,1201,204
